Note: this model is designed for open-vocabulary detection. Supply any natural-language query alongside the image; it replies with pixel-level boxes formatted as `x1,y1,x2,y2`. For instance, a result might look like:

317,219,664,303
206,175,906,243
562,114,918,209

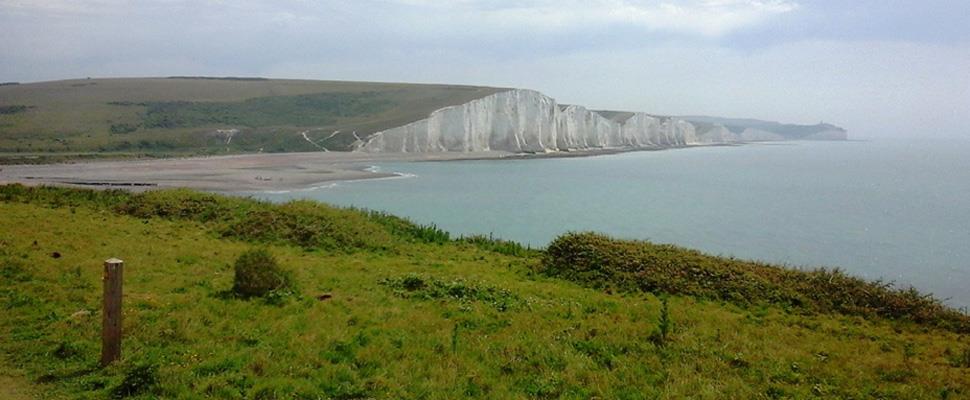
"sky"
1,0,968,138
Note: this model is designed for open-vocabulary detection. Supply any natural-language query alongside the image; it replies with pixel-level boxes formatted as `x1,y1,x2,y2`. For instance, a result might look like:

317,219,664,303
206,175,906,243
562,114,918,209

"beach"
0,151,515,192
0,145,729,192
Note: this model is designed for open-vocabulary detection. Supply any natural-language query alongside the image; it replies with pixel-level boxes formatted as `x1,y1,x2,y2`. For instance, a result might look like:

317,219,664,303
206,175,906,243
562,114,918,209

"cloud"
1,1,796,37
382,0,799,37
2,0,967,139
263,38,969,138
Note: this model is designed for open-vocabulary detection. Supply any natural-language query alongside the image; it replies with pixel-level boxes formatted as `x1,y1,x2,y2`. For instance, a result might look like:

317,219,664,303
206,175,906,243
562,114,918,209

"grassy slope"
1,188,968,399
0,78,504,159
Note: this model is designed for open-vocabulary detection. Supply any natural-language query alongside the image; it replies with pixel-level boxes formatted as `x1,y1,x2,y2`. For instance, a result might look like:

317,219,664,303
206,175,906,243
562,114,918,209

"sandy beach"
0,151,515,192
0,145,730,193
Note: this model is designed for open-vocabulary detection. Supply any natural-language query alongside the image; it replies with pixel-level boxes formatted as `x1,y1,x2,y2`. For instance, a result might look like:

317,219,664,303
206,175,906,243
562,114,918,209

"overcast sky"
2,0,968,138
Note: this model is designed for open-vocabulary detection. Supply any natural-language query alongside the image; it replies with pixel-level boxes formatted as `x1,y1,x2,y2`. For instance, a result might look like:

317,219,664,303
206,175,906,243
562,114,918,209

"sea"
254,138,970,308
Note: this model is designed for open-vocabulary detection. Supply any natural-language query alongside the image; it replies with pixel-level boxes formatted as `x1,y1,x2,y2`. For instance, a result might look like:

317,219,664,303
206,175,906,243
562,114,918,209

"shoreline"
0,142,782,192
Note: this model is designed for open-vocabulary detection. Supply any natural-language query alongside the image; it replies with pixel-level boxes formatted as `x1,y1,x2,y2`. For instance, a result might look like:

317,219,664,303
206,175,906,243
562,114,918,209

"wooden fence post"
101,258,124,367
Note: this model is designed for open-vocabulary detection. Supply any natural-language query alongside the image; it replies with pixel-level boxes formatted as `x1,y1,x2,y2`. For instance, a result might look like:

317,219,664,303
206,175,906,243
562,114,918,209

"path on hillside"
299,129,329,151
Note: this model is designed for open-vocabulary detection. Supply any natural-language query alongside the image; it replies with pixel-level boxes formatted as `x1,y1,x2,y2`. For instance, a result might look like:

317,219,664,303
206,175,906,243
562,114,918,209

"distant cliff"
355,89,846,153
0,79,846,161
682,116,849,142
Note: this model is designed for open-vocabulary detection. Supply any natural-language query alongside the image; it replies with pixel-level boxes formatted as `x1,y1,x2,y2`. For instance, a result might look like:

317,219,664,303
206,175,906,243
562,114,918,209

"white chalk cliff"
354,89,840,153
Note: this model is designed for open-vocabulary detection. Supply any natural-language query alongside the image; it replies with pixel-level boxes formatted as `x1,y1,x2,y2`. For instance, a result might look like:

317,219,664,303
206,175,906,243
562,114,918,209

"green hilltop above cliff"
0,77,504,158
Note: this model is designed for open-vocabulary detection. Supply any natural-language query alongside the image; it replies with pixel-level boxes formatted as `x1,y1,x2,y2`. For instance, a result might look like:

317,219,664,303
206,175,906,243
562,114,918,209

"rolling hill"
0,77,505,158
0,185,967,398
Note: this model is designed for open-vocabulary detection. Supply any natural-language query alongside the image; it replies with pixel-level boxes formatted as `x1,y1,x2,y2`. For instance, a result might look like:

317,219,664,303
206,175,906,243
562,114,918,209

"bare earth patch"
0,370,39,400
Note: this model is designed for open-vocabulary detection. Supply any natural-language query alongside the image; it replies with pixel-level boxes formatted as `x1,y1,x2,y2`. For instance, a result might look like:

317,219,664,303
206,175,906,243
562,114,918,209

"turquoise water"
256,139,970,308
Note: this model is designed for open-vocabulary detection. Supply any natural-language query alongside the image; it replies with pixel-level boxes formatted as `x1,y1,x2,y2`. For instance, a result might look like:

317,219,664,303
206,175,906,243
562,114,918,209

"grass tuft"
459,234,537,257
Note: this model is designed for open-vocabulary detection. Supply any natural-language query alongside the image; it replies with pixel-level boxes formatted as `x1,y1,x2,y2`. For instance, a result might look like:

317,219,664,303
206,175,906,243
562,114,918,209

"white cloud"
0,0,120,14
383,0,798,37
611,0,798,36
264,39,970,138
3,0,967,139
1,0,797,38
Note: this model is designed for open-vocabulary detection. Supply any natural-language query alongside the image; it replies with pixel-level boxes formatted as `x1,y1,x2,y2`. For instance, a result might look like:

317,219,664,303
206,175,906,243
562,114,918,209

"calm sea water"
255,139,970,308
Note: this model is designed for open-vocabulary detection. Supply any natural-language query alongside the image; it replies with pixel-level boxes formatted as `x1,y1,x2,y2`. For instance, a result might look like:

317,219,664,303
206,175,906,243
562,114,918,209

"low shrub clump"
110,364,159,399
232,249,296,299
118,191,398,252
379,274,525,311
459,234,537,257
544,232,970,333
0,105,31,115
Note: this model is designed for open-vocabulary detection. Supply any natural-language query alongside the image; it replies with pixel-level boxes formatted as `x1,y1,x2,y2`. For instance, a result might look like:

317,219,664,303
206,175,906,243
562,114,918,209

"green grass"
0,78,505,159
1,185,968,399
139,92,394,129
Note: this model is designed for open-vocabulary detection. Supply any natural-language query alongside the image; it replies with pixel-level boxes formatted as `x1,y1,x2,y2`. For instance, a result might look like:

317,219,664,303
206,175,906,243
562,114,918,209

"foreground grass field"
1,186,968,399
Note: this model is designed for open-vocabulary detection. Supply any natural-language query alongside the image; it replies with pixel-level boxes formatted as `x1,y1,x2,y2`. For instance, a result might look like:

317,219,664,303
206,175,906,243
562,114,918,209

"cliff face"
356,89,706,153
355,89,845,153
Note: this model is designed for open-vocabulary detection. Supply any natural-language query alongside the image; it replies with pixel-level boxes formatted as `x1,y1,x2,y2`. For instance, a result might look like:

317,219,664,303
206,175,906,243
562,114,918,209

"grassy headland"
1,185,967,399
0,78,504,160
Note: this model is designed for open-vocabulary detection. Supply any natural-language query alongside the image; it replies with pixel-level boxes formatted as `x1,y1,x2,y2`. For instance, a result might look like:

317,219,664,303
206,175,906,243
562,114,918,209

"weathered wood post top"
101,258,124,367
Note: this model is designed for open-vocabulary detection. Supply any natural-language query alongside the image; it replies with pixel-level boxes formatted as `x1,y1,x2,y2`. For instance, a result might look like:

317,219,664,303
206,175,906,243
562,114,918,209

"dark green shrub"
109,123,139,134
110,364,158,399
52,341,83,359
232,249,295,298
225,201,386,251
0,260,32,282
451,323,461,354
949,347,970,368
0,105,31,115
649,297,672,347
544,232,970,333
379,274,523,312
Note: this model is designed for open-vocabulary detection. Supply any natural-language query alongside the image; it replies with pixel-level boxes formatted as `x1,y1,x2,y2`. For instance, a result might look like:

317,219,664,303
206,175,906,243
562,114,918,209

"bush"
109,123,139,134
110,364,159,399
379,274,524,312
115,190,399,252
649,297,672,347
0,105,31,115
544,232,970,333
232,249,295,298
